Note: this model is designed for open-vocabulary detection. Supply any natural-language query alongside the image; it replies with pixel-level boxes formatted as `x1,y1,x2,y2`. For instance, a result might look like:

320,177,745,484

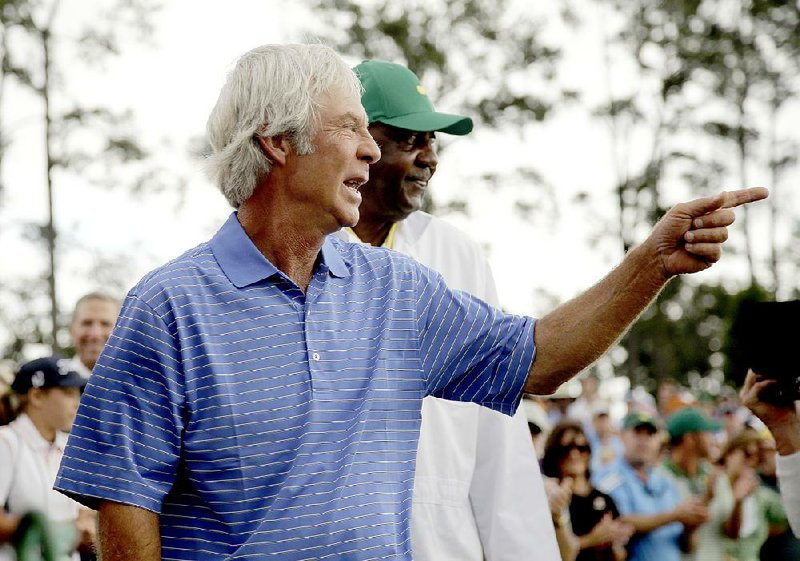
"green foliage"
618,280,762,392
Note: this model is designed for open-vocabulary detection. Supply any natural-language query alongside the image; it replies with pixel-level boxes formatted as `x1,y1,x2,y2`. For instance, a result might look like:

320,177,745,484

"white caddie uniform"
339,211,560,561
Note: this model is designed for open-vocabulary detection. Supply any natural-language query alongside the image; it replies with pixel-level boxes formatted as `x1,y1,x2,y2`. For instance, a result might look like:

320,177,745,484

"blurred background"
0,0,797,400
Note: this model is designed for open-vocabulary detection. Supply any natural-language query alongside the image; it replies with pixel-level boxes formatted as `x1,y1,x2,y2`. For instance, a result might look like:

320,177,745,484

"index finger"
719,187,769,210
688,187,769,217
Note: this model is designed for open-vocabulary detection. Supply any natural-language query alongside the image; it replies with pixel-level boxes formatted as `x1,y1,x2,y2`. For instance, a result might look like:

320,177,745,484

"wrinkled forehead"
314,86,369,126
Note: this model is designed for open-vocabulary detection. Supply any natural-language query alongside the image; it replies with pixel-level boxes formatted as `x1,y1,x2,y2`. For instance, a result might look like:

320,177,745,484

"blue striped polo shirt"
55,212,536,561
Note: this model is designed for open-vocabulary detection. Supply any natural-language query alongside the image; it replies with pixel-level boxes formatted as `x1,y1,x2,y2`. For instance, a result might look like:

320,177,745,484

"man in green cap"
339,59,560,561
661,406,727,561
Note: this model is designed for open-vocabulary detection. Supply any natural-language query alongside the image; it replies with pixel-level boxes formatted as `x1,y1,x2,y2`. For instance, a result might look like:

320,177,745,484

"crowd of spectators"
525,376,800,561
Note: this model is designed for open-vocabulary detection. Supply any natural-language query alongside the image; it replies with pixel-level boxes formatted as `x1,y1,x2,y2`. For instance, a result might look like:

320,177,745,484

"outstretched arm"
525,187,768,395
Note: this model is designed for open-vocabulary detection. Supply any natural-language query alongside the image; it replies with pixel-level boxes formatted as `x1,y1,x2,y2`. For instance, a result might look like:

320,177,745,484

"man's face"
681,430,714,460
360,123,438,224
592,414,611,438
622,425,662,468
70,298,118,370
285,88,380,232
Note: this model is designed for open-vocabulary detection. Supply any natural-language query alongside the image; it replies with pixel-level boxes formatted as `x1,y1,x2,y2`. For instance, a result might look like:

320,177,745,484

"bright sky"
1,0,789,353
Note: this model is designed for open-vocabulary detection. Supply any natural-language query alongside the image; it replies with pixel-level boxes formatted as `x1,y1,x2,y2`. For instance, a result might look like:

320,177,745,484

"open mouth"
344,178,366,193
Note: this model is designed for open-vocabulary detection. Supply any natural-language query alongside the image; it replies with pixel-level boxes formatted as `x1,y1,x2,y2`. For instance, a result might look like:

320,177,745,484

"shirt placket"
304,267,333,395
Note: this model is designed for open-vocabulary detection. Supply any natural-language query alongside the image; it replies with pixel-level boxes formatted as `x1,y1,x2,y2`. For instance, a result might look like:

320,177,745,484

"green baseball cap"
666,407,723,439
622,411,660,432
354,60,473,136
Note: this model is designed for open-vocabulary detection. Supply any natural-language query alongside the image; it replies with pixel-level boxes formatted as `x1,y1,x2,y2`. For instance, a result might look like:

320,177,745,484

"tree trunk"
42,1,61,352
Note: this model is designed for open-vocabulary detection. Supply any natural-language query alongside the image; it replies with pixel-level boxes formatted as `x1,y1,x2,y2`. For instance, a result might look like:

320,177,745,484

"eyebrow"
332,112,366,127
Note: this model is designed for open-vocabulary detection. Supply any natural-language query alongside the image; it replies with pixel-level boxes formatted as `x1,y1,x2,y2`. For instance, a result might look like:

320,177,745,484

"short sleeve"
414,265,535,416
604,490,621,518
55,293,185,513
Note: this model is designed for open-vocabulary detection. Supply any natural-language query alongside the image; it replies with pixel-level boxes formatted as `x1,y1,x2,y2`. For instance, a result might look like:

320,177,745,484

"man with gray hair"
54,43,766,561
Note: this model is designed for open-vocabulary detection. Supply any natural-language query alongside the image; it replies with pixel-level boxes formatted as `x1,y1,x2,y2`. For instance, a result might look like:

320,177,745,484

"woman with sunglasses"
542,421,634,561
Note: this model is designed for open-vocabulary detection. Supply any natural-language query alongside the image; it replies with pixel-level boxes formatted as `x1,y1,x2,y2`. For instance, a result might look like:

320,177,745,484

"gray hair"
206,44,362,208
71,291,120,325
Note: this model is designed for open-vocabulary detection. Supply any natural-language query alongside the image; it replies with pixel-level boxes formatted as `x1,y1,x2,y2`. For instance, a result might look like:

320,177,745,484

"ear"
256,134,292,167
28,387,45,408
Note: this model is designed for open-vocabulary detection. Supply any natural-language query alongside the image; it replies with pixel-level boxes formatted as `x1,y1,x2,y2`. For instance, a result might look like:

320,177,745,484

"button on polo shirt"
56,212,535,561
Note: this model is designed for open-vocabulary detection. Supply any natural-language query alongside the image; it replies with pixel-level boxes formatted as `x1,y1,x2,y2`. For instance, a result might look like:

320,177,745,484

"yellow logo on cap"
416,85,427,96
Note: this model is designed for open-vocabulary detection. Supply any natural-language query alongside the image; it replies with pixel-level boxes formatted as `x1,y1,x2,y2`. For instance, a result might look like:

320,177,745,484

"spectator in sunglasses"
543,421,634,561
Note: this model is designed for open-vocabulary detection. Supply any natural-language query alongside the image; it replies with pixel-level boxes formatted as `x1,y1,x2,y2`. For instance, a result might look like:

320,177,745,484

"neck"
571,474,591,495
238,195,325,292
627,458,650,480
352,217,394,247
26,411,56,443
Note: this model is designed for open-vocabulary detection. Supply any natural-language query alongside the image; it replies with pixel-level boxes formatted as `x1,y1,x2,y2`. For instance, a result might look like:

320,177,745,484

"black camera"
737,300,799,406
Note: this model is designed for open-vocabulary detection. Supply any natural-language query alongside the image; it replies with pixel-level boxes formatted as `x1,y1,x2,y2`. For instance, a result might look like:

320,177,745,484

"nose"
416,138,438,172
88,322,104,339
359,131,381,164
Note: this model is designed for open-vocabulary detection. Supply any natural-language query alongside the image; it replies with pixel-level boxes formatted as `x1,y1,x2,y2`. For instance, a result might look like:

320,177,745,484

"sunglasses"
562,442,591,454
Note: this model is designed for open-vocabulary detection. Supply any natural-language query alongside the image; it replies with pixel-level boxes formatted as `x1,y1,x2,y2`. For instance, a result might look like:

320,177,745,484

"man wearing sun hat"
594,411,710,561
338,59,560,561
